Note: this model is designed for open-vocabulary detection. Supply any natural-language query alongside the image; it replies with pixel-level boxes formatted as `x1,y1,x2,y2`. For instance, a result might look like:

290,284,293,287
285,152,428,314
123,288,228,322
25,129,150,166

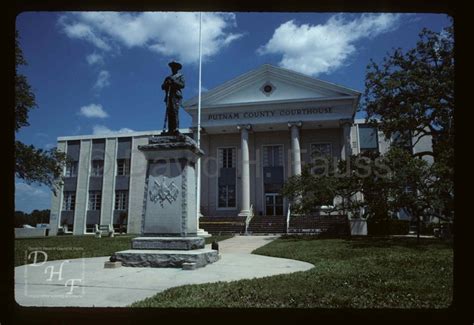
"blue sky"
14,12,451,213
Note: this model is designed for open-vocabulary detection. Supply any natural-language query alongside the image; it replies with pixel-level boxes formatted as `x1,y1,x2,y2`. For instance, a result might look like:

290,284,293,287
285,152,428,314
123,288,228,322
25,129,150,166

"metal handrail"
286,203,291,234
245,204,254,235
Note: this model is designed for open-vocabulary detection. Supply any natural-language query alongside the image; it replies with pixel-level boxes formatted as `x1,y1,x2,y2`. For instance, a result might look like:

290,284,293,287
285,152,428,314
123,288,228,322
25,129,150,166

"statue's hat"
168,61,182,70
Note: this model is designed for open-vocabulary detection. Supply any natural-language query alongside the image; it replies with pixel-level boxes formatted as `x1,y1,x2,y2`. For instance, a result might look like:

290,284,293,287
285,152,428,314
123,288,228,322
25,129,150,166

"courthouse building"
48,64,432,235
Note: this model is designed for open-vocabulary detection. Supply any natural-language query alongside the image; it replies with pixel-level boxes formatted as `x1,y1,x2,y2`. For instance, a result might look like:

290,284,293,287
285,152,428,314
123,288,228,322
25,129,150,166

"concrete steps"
199,216,246,235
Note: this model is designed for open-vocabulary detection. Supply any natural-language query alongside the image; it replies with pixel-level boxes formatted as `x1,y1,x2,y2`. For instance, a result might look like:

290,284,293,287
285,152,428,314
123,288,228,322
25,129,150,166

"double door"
265,193,284,216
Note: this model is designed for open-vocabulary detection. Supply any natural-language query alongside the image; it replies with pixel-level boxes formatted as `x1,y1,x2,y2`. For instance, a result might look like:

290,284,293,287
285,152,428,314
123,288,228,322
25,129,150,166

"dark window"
117,159,130,176
263,145,283,167
88,191,101,210
115,190,128,210
65,161,78,177
91,160,104,176
311,143,332,159
219,148,235,168
310,143,332,174
359,125,379,153
218,185,236,208
62,192,76,211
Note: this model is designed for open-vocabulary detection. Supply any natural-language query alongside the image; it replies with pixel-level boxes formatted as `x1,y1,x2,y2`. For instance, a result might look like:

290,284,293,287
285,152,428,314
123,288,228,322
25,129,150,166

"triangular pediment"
183,64,360,109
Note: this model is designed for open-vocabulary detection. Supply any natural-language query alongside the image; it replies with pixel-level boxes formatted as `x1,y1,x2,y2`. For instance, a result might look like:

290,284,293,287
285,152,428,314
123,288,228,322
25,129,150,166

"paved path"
15,235,313,307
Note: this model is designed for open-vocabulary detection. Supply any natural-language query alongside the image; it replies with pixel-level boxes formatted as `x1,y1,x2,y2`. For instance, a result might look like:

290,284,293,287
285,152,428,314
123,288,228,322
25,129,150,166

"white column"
238,124,251,217
74,139,92,235
128,137,148,234
101,138,117,226
340,119,353,160
288,121,302,176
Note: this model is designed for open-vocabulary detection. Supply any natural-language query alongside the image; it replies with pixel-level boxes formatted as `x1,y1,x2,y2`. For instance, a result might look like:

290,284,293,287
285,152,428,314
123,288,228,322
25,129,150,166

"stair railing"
286,203,291,234
245,204,254,235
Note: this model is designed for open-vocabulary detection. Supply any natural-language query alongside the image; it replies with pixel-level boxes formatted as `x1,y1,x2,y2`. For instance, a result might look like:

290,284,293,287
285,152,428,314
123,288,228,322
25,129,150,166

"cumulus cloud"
15,182,51,213
258,13,402,76
94,70,110,90
92,125,134,135
58,12,243,64
86,52,104,65
78,103,109,118
59,18,112,51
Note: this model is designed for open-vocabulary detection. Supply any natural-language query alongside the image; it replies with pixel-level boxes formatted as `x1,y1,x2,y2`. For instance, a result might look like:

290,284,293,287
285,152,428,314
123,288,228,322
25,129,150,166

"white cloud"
44,143,55,150
59,18,112,51
258,13,402,76
86,52,104,65
78,103,109,118
92,125,134,135
58,12,243,64
15,182,51,213
94,70,110,90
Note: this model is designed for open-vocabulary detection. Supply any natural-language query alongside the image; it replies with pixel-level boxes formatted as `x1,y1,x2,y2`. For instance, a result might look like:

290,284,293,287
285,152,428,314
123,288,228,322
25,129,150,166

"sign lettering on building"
207,107,333,121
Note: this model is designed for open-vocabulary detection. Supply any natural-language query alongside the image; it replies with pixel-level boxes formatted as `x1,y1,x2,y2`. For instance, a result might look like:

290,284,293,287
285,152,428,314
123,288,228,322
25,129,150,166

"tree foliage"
15,209,50,227
281,153,392,219
364,22,454,224
364,23,454,162
15,30,68,193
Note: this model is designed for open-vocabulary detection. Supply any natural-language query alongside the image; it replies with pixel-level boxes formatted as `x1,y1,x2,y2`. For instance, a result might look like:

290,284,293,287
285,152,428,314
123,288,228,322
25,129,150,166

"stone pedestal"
111,134,219,269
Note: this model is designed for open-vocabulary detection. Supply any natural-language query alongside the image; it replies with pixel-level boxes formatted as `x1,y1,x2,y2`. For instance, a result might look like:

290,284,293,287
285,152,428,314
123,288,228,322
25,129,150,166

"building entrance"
265,193,284,216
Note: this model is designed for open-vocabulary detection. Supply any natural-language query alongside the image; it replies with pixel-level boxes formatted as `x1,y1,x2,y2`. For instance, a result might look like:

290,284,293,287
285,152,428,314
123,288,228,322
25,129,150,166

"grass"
130,236,453,308
15,234,233,267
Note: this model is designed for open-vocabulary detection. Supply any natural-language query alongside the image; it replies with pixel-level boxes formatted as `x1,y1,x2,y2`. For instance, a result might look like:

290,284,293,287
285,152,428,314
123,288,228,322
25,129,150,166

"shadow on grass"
280,234,452,250
347,237,453,253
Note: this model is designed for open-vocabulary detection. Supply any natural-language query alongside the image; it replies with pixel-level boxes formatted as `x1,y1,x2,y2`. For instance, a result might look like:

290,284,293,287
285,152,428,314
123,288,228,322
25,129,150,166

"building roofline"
183,63,361,108
57,128,192,142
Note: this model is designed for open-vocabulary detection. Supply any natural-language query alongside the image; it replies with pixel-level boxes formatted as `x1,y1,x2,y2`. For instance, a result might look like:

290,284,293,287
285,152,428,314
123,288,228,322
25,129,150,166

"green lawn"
15,234,233,267
130,236,453,308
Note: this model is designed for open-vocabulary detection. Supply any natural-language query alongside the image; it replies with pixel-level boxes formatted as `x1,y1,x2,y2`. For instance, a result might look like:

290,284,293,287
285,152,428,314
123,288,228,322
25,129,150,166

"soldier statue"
161,61,185,135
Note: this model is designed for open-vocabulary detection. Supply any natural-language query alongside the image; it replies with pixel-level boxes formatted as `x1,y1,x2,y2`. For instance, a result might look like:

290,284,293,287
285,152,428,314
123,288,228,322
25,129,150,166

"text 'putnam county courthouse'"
48,64,432,235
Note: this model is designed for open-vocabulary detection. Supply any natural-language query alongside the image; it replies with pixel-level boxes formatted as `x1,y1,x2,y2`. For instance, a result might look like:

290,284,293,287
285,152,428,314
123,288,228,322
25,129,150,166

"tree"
385,147,437,242
281,153,392,221
364,23,454,224
364,23,454,161
15,30,68,194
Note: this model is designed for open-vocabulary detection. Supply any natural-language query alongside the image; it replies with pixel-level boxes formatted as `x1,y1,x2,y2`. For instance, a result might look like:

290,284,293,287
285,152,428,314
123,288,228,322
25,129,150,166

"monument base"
197,228,211,238
112,248,219,268
132,236,205,250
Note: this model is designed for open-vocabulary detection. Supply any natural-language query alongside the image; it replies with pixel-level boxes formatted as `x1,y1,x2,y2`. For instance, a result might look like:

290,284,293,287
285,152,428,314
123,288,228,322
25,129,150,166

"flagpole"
196,12,203,231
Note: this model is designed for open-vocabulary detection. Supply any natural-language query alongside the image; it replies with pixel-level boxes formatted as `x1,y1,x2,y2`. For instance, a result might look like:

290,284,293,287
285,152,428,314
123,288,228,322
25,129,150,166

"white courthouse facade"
48,64,432,235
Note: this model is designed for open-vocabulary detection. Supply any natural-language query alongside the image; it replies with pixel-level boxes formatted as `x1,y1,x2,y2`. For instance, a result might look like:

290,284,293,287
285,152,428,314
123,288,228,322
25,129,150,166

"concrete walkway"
15,235,313,307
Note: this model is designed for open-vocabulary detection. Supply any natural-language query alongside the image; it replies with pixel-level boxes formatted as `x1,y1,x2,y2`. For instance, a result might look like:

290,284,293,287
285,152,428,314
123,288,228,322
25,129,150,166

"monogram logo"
149,177,179,207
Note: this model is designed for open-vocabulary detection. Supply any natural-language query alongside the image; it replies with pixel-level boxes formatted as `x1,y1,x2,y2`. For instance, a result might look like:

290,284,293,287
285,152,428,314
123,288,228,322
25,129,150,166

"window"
359,125,379,153
218,147,236,208
310,143,332,175
117,159,130,176
88,191,101,210
65,161,78,177
311,143,332,159
219,148,235,168
62,192,76,211
115,191,128,210
218,185,236,208
91,160,104,176
263,145,283,167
